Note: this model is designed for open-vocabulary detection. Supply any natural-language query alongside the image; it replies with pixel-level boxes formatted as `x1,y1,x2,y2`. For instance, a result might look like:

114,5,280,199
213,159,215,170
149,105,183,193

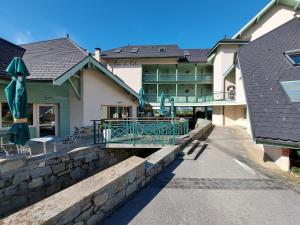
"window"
285,50,300,66
107,106,130,119
280,80,300,102
130,48,139,53
159,48,166,53
1,103,33,128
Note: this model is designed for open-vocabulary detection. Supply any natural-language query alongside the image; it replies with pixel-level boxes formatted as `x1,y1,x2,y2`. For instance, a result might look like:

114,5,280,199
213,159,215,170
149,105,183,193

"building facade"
98,45,213,119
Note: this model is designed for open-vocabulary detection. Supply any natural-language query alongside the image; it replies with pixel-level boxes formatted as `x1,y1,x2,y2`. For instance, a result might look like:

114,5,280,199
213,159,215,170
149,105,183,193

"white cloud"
13,30,32,44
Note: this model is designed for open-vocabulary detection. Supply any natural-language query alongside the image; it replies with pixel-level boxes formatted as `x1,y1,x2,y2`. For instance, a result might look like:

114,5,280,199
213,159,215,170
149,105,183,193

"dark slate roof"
20,37,88,80
101,44,183,59
238,18,300,145
181,49,210,63
0,38,25,75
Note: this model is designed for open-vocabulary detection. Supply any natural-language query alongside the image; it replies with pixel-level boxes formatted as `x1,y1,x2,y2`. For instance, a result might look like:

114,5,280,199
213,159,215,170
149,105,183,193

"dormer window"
131,48,139,53
114,48,122,53
285,50,300,66
159,48,166,53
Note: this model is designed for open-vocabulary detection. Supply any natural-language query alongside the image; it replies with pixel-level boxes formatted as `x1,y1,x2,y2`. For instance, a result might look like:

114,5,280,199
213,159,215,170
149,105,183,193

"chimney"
95,48,101,62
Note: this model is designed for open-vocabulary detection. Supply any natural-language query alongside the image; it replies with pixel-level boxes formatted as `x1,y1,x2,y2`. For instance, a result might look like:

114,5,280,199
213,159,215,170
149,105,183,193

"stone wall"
0,156,146,225
0,145,137,217
0,120,213,224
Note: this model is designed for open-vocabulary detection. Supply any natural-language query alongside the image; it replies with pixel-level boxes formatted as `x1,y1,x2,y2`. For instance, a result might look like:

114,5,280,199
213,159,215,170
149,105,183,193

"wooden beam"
68,78,80,99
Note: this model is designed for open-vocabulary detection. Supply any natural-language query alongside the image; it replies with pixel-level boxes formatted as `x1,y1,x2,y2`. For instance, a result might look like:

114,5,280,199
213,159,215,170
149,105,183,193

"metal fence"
91,118,189,146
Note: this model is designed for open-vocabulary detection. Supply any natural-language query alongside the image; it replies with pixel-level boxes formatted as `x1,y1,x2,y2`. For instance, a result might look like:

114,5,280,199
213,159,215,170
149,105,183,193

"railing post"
133,121,136,146
172,120,176,145
93,120,96,144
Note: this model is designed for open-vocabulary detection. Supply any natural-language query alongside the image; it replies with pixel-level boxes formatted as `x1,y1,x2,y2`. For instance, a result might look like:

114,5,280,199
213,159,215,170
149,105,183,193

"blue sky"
0,0,269,51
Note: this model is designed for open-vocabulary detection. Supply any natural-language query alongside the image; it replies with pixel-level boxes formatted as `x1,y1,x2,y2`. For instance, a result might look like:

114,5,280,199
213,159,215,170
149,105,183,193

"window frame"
284,49,300,66
0,102,35,129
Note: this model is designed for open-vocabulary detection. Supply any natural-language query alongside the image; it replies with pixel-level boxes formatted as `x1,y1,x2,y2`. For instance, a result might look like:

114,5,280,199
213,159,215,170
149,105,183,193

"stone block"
136,164,145,178
0,158,26,175
98,150,105,158
73,160,82,167
94,191,108,207
74,222,84,225
70,167,85,180
12,171,30,184
86,211,104,225
115,189,126,204
85,152,98,162
109,158,118,165
82,202,93,211
29,177,44,189
126,181,137,197
114,176,126,193
49,175,57,184
5,184,18,197
18,182,28,194
51,163,65,174
46,159,60,165
46,184,61,196
88,162,95,172
0,180,4,189
127,169,136,184
59,205,81,224
61,155,70,162
75,206,93,222
31,166,52,179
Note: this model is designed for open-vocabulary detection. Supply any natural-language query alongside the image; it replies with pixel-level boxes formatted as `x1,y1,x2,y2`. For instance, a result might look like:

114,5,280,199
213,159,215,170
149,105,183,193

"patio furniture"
30,137,53,154
0,143,31,155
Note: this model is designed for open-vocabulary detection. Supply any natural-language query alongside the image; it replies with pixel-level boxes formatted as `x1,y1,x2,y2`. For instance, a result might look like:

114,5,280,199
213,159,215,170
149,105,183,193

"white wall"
212,106,224,125
69,68,138,132
112,65,142,93
241,5,300,41
235,62,247,104
262,145,290,171
213,44,238,99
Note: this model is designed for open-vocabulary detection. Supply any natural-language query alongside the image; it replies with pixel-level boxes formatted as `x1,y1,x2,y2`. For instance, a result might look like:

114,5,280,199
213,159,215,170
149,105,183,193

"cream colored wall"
69,76,84,133
224,105,247,127
241,5,300,41
102,58,179,93
212,106,224,125
262,145,290,171
213,45,238,99
69,68,138,131
111,65,142,93
235,63,247,104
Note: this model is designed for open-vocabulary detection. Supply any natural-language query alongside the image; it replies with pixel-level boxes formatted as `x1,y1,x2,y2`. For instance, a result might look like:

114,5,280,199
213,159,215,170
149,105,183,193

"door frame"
36,104,59,137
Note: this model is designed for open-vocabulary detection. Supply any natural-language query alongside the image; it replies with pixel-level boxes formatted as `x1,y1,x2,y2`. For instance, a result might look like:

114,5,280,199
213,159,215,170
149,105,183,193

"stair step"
183,143,207,160
178,140,200,156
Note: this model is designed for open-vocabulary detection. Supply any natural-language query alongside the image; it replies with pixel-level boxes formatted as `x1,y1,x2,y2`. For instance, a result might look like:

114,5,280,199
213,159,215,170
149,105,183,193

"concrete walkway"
102,126,300,225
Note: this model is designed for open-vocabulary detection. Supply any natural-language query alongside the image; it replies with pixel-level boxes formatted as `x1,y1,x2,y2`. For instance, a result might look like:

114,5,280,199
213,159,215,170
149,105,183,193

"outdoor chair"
1,144,19,155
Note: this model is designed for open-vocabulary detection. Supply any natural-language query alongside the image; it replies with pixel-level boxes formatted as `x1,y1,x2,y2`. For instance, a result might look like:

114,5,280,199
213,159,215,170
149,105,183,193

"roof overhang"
206,40,249,58
53,55,139,99
232,0,300,39
256,138,300,148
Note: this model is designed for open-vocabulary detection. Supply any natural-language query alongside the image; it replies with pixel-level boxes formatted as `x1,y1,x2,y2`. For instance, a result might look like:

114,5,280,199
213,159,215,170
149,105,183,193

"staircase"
177,140,207,160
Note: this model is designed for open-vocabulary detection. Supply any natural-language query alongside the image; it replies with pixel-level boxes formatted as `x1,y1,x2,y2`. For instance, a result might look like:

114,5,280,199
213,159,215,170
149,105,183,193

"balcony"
144,91,235,104
142,73,213,83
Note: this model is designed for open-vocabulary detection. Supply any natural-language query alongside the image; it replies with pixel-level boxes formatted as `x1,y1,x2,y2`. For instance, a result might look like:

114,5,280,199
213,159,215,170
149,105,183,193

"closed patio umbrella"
138,87,145,113
159,92,165,116
5,57,30,146
170,96,175,118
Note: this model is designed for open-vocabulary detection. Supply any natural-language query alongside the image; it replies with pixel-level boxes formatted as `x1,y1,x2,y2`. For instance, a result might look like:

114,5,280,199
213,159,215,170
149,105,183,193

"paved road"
102,126,300,225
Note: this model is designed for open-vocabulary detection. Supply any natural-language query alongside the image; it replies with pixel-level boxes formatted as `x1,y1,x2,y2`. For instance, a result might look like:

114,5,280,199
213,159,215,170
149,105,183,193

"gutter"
256,138,300,149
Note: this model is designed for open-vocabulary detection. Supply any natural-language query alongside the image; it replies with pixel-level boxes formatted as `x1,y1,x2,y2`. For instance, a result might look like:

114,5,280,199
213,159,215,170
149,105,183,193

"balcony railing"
142,73,212,83
91,118,189,146
144,91,235,104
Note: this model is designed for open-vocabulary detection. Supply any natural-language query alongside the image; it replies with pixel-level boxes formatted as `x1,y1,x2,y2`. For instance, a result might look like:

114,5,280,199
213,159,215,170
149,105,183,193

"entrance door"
37,105,58,137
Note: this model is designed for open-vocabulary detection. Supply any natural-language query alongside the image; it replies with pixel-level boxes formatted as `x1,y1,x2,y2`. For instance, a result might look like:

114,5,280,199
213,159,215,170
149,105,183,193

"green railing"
92,118,189,146
144,91,235,103
142,73,212,83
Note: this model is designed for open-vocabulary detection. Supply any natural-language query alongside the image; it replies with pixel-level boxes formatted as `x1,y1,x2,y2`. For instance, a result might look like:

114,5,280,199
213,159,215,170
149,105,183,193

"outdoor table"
30,137,53,154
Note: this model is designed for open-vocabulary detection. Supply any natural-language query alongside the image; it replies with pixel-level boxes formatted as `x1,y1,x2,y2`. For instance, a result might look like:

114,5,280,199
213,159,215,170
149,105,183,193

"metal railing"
142,73,213,83
144,91,235,103
92,118,189,146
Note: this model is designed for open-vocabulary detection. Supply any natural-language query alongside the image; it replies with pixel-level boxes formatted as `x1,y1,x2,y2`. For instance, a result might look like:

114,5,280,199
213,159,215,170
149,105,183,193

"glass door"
37,105,57,137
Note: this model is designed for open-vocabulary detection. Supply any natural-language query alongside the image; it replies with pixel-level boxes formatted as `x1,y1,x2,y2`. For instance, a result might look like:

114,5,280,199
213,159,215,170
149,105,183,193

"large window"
107,106,130,119
1,103,33,127
285,50,300,66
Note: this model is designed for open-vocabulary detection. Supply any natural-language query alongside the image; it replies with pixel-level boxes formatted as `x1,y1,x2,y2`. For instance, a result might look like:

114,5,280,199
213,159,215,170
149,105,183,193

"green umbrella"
170,96,175,118
159,92,165,116
5,57,30,146
138,88,145,113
